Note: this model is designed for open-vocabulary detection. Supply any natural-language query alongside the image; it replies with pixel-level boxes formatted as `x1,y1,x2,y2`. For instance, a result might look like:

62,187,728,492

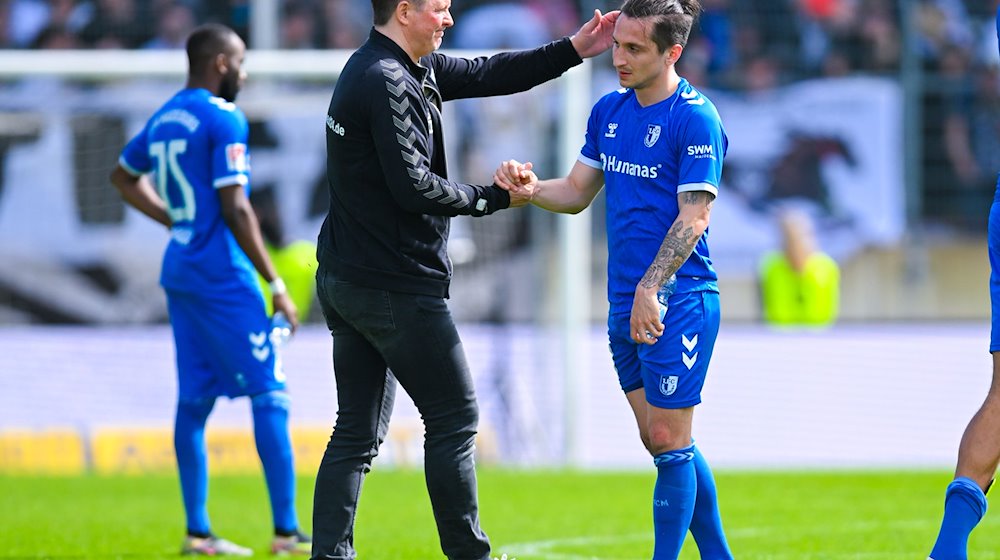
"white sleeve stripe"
118,156,145,177
213,174,249,189
577,154,602,169
677,182,718,197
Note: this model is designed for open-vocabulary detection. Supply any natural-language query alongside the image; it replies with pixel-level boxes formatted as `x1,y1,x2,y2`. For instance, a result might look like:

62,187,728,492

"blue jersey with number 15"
119,88,257,296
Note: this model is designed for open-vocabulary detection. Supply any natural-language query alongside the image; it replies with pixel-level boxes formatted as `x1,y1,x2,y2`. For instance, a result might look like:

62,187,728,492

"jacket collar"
368,28,429,81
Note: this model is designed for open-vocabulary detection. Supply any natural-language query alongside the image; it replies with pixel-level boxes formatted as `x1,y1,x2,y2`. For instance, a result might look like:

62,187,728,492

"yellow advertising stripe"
0,429,86,475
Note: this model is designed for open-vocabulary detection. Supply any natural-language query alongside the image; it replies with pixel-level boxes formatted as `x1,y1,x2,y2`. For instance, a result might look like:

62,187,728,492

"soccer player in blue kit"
110,24,310,556
927,9,1000,559
495,0,732,557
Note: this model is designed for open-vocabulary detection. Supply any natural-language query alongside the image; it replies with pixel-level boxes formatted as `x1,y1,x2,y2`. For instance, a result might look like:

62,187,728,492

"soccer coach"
310,1,618,558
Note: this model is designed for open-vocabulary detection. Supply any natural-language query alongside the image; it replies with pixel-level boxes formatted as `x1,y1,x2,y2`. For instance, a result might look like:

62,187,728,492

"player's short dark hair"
620,0,702,52
186,23,238,75
371,0,425,26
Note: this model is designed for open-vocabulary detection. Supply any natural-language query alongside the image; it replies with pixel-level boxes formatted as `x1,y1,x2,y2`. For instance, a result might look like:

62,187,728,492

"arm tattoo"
638,191,715,290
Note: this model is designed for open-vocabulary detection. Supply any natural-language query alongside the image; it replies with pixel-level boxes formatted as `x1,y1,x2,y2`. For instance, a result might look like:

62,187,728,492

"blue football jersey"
119,88,258,295
580,78,728,315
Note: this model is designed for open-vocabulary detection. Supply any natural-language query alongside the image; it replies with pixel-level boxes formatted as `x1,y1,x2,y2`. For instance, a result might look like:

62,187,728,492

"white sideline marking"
501,519,1000,560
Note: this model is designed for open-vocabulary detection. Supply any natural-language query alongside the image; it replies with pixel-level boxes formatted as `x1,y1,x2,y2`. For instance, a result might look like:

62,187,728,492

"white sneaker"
181,535,254,556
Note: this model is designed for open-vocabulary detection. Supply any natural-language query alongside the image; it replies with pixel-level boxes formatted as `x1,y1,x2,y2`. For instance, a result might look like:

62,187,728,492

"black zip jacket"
318,28,583,298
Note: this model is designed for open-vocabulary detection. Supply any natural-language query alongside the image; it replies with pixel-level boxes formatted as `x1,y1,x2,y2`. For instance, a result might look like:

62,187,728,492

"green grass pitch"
3,469,1000,559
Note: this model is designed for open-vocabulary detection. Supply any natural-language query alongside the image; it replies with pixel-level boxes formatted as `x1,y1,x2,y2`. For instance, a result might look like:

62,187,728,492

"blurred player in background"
494,0,732,557
109,23,310,556
927,8,1000,559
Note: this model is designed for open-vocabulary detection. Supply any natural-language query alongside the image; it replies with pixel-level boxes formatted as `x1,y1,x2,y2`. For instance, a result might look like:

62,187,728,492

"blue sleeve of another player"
677,108,726,197
996,5,1000,58
578,102,603,169
210,105,250,189
119,125,152,176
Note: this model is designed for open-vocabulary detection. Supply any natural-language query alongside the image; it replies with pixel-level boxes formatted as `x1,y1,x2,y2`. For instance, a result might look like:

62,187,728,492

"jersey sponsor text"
600,153,660,178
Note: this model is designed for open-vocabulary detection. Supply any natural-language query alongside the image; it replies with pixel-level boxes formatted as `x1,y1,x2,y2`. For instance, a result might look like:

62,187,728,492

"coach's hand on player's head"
273,293,300,333
570,9,621,59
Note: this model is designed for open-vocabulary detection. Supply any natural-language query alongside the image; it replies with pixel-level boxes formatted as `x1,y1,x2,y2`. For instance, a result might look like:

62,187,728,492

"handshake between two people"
493,159,539,208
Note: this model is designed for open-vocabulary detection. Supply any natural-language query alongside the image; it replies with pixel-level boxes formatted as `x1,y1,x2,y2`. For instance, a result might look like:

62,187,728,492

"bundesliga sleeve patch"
225,143,249,172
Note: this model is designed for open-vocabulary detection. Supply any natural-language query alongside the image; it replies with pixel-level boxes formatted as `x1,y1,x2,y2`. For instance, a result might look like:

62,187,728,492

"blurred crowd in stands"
2,0,1000,231
2,0,995,81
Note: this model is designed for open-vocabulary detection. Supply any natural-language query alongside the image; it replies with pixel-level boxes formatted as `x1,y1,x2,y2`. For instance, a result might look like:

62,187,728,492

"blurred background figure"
250,188,317,321
758,209,840,327
141,0,197,50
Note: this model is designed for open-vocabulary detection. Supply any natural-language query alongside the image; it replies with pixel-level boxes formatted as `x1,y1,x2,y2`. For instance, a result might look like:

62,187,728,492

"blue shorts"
990,183,1000,352
166,287,285,401
608,290,721,409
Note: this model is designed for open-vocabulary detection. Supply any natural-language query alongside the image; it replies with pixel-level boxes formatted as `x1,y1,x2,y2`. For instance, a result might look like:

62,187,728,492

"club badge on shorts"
659,375,678,396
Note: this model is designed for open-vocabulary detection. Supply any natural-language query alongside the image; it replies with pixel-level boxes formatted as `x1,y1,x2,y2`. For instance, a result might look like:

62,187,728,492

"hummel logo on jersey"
600,153,660,178
680,89,706,105
605,122,618,138
644,124,661,148
682,333,699,370
326,115,345,136
250,330,270,362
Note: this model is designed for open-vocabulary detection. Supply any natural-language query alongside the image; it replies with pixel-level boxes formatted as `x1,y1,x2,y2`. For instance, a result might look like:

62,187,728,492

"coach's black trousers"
311,270,490,560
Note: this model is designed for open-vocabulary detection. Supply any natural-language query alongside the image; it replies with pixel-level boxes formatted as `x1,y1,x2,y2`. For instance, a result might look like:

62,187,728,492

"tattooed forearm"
639,222,697,289
638,191,715,290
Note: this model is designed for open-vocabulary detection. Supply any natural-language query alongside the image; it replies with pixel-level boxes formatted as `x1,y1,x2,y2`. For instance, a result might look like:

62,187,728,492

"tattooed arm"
630,190,716,345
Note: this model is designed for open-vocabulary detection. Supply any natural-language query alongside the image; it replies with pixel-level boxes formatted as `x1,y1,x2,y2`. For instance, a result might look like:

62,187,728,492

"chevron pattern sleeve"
371,58,509,217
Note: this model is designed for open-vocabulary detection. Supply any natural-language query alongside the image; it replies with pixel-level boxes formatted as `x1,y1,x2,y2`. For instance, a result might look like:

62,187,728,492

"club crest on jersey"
605,122,618,138
659,375,678,396
225,143,248,172
644,124,661,148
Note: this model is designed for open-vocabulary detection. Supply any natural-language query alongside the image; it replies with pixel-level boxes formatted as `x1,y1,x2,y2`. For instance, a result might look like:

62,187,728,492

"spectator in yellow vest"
759,209,840,326
251,188,318,320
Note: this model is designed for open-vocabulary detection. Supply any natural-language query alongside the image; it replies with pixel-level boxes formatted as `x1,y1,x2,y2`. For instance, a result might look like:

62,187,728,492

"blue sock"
175,398,215,536
689,446,733,559
929,477,988,560
652,445,697,560
251,391,299,534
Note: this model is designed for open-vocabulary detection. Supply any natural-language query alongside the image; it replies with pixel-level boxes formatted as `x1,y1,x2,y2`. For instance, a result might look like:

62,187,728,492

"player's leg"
167,292,253,554
688,444,732,559
371,291,490,560
193,287,308,550
929,188,1000,560
625,386,731,558
642,290,729,560
175,395,216,538
928,360,1000,560
312,275,397,559
954,352,1000,488
249,389,311,553
645,404,696,560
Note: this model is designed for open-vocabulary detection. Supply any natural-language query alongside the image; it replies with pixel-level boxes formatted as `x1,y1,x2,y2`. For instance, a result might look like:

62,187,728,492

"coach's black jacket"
318,28,582,298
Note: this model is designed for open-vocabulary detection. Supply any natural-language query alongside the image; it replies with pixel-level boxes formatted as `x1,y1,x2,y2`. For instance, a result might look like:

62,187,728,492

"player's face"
218,35,247,102
407,0,453,58
611,15,672,92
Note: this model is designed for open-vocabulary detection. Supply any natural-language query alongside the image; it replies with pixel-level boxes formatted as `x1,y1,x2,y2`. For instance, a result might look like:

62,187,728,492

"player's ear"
668,44,683,65
214,52,229,75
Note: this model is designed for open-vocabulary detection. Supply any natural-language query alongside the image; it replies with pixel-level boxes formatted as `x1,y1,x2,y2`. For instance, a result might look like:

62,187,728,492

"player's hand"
570,9,621,59
272,293,300,334
494,159,537,208
630,287,663,345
